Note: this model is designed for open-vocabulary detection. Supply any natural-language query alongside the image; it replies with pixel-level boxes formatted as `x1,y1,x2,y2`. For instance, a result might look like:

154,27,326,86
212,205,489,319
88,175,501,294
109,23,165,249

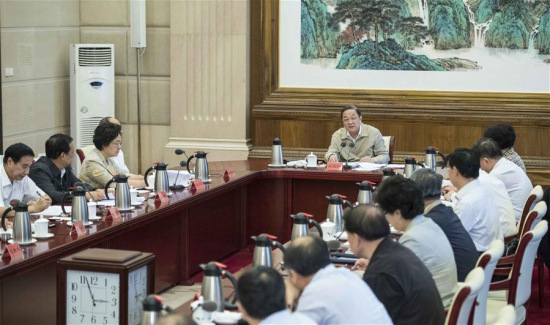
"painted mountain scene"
301,0,550,71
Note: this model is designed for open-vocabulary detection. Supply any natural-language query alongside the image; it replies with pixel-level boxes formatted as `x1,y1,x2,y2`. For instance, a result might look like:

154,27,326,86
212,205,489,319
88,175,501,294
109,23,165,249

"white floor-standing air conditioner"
70,44,115,176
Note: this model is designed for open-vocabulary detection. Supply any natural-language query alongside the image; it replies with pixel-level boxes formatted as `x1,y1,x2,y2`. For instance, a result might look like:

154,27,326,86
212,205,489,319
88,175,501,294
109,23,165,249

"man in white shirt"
473,137,533,222
284,236,392,325
478,170,517,236
236,266,315,325
443,148,503,252
0,143,51,217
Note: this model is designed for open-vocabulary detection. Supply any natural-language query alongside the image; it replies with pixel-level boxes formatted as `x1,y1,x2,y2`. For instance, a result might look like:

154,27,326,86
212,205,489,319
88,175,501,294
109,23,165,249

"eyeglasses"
111,141,122,147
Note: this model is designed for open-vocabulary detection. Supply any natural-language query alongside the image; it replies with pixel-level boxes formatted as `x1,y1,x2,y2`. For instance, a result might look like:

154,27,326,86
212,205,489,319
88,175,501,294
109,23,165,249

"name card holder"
326,162,343,172
223,168,236,182
70,221,87,237
2,243,23,261
155,191,170,208
105,207,122,222
190,180,206,194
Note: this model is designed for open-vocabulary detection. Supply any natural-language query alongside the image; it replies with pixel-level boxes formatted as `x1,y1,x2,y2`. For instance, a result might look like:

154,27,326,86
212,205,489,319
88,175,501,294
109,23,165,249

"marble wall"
166,0,251,167
2,0,251,173
1,0,79,153
1,0,172,174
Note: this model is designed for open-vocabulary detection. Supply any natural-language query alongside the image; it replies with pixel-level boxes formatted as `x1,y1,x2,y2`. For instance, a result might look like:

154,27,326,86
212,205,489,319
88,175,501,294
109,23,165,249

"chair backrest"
471,239,505,325
82,145,95,157
445,267,484,325
518,201,546,239
383,136,395,164
509,220,548,307
488,305,516,325
519,185,543,225
76,148,86,164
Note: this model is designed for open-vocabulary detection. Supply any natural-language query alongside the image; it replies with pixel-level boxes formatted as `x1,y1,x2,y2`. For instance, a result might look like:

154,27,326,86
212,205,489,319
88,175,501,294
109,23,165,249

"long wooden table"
0,159,382,325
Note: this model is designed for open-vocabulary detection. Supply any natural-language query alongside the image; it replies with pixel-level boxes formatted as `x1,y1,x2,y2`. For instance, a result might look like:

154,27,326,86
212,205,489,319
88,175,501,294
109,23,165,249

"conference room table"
0,159,382,325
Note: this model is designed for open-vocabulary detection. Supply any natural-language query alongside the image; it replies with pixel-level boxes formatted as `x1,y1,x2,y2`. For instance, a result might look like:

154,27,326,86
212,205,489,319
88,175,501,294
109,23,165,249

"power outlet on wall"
5,68,14,77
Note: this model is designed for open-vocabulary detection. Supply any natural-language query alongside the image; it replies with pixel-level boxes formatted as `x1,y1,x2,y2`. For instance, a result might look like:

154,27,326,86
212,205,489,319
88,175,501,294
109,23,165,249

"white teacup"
130,189,139,201
88,202,97,216
34,217,49,236
320,219,336,241
306,152,317,167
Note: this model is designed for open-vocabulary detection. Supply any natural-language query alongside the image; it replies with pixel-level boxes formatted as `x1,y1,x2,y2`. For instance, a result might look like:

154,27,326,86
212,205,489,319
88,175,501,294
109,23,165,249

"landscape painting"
278,0,550,92
302,0,550,71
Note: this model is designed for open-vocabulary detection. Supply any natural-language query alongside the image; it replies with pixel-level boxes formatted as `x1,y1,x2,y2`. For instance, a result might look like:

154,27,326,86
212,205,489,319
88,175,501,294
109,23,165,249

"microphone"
341,141,355,170
327,230,348,251
169,160,187,191
175,149,190,164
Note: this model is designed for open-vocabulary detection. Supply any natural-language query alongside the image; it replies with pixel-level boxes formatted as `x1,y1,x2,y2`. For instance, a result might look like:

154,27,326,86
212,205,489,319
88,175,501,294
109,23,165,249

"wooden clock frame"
57,251,155,325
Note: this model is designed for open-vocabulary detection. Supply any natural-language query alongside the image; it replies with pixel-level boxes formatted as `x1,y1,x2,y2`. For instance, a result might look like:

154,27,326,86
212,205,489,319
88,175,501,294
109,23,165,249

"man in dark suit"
345,204,444,325
29,134,105,204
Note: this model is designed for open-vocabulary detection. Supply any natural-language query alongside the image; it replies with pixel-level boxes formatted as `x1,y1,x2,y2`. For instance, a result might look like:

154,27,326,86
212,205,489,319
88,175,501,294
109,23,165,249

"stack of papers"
31,205,71,216
353,162,386,171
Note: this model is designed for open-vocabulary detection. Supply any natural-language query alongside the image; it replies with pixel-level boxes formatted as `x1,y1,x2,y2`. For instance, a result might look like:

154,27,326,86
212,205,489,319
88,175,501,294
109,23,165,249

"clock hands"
84,277,96,307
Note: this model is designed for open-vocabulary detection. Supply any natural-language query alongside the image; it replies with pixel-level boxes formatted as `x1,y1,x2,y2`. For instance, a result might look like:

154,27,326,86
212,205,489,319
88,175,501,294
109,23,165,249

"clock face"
66,270,120,325
127,265,148,325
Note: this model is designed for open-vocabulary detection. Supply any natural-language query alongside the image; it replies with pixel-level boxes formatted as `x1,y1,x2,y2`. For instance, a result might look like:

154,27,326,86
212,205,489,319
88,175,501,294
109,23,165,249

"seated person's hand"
328,155,338,163
86,189,106,201
3,219,13,229
442,184,457,201
359,157,376,163
353,258,370,271
28,195,52,213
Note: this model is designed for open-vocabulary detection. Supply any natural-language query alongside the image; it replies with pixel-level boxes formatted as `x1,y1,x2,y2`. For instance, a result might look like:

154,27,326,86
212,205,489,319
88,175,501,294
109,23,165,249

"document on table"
353,162,386,171
387,164,405,169
31,205,71,216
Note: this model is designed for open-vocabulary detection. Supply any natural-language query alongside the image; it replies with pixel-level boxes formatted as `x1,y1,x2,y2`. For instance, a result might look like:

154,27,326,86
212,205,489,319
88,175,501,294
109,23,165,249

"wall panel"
249,0,550,184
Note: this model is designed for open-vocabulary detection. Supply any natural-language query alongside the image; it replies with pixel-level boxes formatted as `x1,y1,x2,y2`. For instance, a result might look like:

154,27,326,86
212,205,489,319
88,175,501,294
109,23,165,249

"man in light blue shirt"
237,266,315,325
284,236,392,325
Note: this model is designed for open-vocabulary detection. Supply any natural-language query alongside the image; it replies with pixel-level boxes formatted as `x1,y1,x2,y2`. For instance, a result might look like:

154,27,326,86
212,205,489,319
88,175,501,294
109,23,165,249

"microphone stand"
169,161,187,191
341,142,355,170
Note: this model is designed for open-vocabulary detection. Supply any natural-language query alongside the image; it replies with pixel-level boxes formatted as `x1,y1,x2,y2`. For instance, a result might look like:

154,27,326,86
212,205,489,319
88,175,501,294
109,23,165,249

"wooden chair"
444,267,484,325
486,221,548,325
469,239,504,325
502,201,546,308
383,136,395,164
76,148,86,164
505,201,546,243
505,185,544,242
488,305,516,325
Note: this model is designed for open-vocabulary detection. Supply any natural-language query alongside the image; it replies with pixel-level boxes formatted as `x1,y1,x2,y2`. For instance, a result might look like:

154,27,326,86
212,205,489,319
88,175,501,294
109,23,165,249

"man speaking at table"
325,105,389,164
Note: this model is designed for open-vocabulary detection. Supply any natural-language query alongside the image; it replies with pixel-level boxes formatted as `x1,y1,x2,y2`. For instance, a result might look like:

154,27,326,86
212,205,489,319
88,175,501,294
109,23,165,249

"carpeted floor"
528,265,550,325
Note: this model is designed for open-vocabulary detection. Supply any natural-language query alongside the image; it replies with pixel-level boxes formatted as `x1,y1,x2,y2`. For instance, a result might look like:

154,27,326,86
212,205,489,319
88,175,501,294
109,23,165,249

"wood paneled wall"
249,0,550,183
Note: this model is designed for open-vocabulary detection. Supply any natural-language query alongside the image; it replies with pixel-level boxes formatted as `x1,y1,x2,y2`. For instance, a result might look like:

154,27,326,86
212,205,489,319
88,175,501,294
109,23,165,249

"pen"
36,191,43,198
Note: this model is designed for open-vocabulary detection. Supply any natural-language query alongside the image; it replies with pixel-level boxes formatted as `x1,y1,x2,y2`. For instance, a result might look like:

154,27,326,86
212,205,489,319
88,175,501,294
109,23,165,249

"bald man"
284,235,391,325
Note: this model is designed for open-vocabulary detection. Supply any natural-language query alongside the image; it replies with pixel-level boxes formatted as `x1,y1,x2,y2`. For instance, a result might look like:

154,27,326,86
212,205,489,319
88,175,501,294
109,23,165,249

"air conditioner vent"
78,47,112,67
79,117,104,146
